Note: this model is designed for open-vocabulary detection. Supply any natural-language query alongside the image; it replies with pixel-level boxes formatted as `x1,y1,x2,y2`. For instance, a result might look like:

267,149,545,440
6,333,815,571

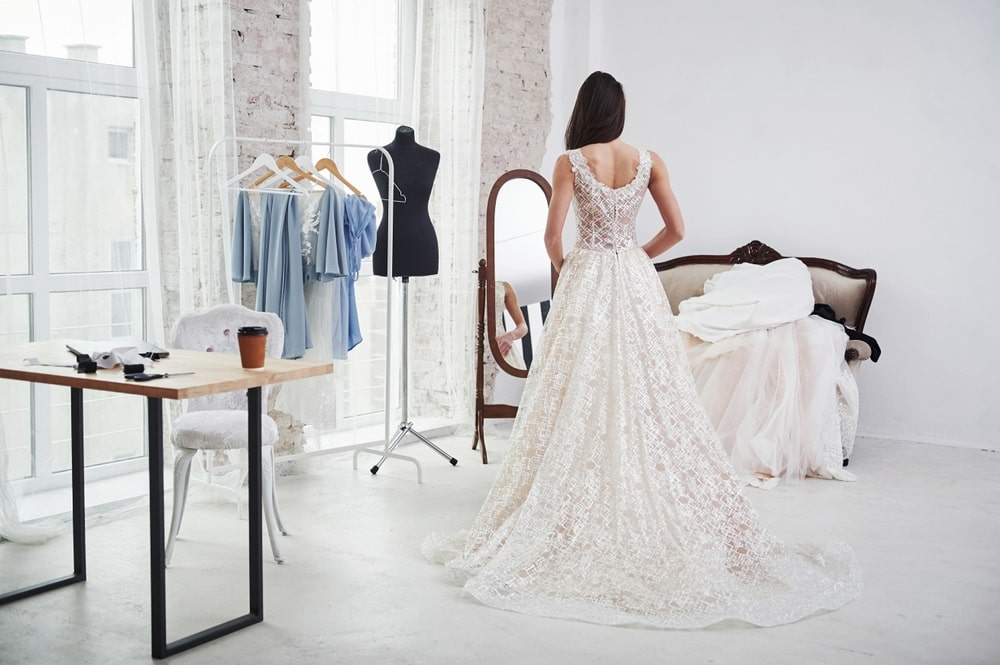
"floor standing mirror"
473,169,554,463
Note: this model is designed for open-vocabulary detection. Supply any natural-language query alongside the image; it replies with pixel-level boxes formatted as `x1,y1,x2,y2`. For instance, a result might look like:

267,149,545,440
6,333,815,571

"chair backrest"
653,240,877,332
170,304,284,412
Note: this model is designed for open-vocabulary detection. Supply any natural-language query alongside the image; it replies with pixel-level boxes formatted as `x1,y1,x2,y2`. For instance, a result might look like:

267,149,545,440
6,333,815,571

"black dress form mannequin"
368,126,440,277
361,126,456,476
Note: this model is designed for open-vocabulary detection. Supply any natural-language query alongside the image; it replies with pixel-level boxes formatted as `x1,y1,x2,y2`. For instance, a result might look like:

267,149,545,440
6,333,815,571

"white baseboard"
856,432,1000,453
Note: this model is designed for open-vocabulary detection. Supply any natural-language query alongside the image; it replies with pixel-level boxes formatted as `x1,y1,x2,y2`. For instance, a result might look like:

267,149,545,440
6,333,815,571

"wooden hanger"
291,155,335,188
315,157,364,198
227,153,309,192
275,155,323,189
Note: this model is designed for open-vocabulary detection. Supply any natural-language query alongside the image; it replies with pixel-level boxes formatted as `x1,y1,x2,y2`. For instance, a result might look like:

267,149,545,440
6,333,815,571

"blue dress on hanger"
318,187,377,357
232,191,311,359
230,187,375,360
343,192,378,352
257,192,311,359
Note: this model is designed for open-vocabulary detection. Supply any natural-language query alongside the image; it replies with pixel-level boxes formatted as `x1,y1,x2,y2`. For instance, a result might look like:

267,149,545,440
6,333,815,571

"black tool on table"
65,345,98,374
124,372,195,382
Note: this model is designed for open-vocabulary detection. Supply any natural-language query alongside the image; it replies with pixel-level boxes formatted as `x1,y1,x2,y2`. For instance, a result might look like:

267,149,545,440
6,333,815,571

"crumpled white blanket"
675,257,814,342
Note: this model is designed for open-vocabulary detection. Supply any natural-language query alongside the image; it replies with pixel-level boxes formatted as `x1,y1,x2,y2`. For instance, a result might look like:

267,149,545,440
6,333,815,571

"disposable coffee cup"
237,326,268,369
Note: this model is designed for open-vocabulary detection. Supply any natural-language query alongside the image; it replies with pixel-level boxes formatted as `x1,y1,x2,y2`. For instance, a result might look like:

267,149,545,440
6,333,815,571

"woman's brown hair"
564,72,626,150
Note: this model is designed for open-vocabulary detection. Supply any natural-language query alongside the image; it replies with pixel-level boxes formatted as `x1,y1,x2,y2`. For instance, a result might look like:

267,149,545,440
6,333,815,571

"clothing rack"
207,136,424,480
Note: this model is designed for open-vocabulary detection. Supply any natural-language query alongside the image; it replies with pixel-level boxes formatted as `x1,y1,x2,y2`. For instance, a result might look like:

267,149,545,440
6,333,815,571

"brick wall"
479,0,553,258
230,0,306,203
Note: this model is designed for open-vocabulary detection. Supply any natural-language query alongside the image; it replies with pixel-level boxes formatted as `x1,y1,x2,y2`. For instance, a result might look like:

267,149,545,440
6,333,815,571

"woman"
494,280,527,370
484,281,528,406
425,72,861,628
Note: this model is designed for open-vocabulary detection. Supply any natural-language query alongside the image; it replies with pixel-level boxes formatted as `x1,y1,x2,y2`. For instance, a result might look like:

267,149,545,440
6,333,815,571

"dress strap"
566,149,587,174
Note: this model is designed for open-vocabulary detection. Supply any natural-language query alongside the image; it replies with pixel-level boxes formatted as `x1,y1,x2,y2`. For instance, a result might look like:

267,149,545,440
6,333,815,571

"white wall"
547,0,1000,449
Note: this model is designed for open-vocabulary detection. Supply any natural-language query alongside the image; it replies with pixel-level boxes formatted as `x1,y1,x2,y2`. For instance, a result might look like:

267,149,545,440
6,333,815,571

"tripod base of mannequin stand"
354,275,457,482
369,420,457,475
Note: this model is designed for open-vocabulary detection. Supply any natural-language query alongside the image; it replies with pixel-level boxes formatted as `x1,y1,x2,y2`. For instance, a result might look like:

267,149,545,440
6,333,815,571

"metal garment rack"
207,135,430,480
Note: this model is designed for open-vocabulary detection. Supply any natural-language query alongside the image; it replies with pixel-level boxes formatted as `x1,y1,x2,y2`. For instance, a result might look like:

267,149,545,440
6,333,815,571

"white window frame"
0,8,158,490
309,0,417,161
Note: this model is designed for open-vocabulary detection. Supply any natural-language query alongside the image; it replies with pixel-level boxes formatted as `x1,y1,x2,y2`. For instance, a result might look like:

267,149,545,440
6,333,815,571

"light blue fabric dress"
255,192,311,359
231,191,255,283
311,186,348,283
342,193,378,353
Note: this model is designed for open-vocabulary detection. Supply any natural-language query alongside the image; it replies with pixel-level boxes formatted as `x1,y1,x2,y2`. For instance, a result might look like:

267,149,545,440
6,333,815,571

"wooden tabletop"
0,340,332,400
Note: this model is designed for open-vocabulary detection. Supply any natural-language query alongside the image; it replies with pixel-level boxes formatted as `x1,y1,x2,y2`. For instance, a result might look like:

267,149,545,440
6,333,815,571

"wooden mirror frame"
473,169,554,463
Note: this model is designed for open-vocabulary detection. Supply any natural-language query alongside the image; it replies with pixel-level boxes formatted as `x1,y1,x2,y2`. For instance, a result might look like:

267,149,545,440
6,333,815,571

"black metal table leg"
148,397,168,658
148,388,264,659
0,387,86,605
247,386,263,616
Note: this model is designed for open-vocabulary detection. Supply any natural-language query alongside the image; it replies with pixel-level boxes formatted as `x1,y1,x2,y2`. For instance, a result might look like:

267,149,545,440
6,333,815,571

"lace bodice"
568,148,652,251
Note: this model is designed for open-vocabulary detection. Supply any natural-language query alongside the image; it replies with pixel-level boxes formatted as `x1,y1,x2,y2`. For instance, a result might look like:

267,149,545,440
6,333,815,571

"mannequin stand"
367,277,457,475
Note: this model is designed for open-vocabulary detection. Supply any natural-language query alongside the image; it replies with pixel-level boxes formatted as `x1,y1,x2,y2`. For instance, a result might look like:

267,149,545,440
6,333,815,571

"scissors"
124,372,195,382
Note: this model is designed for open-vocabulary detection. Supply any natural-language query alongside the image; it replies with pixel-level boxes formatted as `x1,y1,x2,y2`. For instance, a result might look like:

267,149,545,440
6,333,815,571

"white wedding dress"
423,148,862,628
675,259,860,487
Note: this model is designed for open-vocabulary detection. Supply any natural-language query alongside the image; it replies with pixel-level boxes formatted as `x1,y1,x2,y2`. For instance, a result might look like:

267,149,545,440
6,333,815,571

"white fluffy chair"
165,304,287,566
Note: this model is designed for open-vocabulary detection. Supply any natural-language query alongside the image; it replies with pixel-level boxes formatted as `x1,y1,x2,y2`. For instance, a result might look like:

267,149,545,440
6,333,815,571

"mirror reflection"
492,279,527,371
474,169,553,463
492,176,552,376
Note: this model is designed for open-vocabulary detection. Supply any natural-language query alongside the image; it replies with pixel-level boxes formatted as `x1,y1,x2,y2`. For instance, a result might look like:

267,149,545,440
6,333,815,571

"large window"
309,0,415,424
0,0,153,487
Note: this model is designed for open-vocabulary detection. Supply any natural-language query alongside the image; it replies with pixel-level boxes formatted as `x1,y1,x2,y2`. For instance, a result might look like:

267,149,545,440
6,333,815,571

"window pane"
0,85,30,276
50,288,144,341
49,390,145,471
47,91,142,274
0,0,134,67
310,115,332,156
310,0,398,98
48,289,145,470
0,295,32,479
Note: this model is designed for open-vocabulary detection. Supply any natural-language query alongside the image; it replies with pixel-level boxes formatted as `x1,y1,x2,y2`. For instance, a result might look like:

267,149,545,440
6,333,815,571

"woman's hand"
496,332,513,356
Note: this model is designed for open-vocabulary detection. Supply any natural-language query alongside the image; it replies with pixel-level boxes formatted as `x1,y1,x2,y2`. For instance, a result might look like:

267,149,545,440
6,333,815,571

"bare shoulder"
647,150,671,182
552,153,574,179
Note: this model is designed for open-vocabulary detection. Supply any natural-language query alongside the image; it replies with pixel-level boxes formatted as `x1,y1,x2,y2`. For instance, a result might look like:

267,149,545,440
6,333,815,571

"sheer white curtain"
155,0,235,330
409,0,485,426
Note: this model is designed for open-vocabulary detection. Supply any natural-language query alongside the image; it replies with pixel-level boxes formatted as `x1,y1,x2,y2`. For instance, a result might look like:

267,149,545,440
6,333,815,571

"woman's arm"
641,151,685,260
544,155,574,273
496,282,528,356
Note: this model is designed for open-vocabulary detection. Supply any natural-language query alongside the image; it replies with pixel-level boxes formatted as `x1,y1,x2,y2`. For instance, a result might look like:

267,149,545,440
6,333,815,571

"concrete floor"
1,432,998,665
